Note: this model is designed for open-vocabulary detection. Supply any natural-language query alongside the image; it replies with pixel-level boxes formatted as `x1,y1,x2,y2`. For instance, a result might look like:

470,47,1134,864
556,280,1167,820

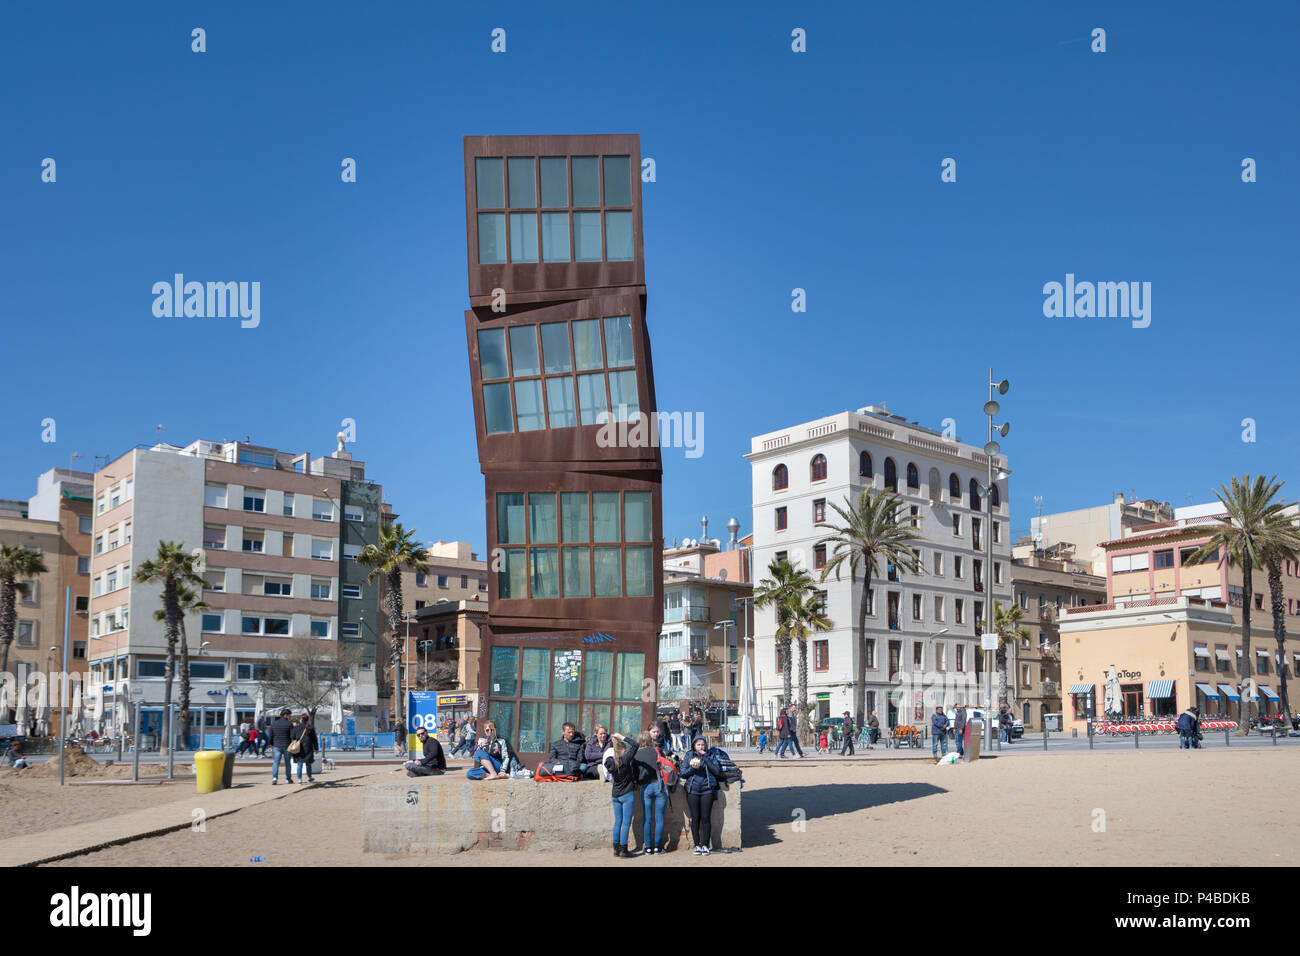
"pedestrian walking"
817,729,829,754
930,706,950,758
953,703,967,757
784,707,806,758
998,706,1013,744
757,730,768,754
840,711,855,756
669,712,684,752
868,711,880,747
268,708,295,785
291,713,317,785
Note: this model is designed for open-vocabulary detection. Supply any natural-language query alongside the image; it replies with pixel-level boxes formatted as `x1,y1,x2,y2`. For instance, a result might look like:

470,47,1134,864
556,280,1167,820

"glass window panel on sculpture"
475,157,504,208
616,652,645,701
491,646,519,697
625,546,652,597
529,493,557,542
550,702,580,742
582,704,611,736
561,492,589,542
477,213,506,264
540,157,568,207
584,651,613,699
574,211,602,261
478,328,509,379
508,325,540,376
530,548,559,598
608,370,640,418
604,211,633,261
602,316,635,367
624,492,652,541
509,213,538,262
489,702,516,747
614,705,641,739
573,319,603,370
595,547,622,596
603,156,631,205
507,157,535,207
513,380,545,431
546,377,577,428
517,702,547,754
500,549,526,598
572,156,600,206
540,322,572,373
577,373,608,425
521,648,550,698
553,654,581,701
563,547,590,596
541,213,571,262
593,492,621,541
497,493,526,544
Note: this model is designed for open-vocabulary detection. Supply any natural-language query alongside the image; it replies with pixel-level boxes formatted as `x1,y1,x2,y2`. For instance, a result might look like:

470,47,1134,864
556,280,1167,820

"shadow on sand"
742,782,946,847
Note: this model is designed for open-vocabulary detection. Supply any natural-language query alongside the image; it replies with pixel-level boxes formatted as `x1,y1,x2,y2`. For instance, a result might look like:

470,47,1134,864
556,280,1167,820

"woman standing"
633,728,672,855
679,735,724,856
292,714,318,785
603,732,640,858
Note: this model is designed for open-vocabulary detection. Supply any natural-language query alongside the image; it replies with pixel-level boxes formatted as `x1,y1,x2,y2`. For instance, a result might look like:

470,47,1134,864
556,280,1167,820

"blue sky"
3,1,1297,552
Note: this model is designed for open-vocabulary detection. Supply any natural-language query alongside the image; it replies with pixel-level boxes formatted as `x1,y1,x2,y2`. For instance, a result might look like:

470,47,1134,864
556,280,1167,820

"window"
933,552,944,576
242,531,264,553
906,462,919,489
137,660,166,678
343,544,362,560
201,613,223,633
912,594,922,620
437,575,449,588
972,517,982,550
814,640,829,670
775,507,787,531
1154,549,1175,569
461,574,468,589
993,522,1000,544
264,618,290,636
956,599,965,625
73,641,86,660
934,596,944,621
859,451,873,478
814,544,826,569
342,584,361,599
263,576,292,597
243,490,266,513
204,483,228,508
190,661,225,680
283,497,295,517
772,464,788,490
345,505,363,522
236,663,274,681
974,601,984,627
203,570,225,592
813,590,828,617
865,588,875,615
17,621,35,647
865,639,876,669
990,484,1001,508
969,479,980,511
105,570,117,592
956,644,966,672
1021,664,1031,688
813,498,825,524
77,556,90,574
954,556,964,579
312,500,334,521
994,562,1003,585
310,579,331,600
94,535,103,555
775,551,788,565
310,620,330,638
311,539,333,561
952,514,962,536
884,458,897,491
913,642,924,669
415,572,427,586
810,454,827,482
75,595,89,612
910,505,920,529
77,514,92,535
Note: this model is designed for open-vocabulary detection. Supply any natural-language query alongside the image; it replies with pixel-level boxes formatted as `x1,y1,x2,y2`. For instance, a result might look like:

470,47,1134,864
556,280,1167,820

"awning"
1193,646,1210,657
1259,685,1280,701
1215,648,1231,662
1195,683,1221,700
1146,679,1175,699
1218,683,1241,701
1257,649,1270,659
1067,682,1094,695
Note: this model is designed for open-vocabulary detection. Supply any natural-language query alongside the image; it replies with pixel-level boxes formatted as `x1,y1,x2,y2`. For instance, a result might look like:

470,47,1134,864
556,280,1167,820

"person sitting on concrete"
404,726,447,776
546,722,587,774
583,723,611,779
467,721,512,780
3,741,28,769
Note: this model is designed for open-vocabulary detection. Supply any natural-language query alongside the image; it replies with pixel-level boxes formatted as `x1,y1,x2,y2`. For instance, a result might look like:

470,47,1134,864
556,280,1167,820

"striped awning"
1146,679,1175,699
1067,682,1094,695
1215,648,1231,662
1193,646,1210,657
1259,685,1280,701
1218,683,1241,701
1195,683,1221,700
1257,649,1271,659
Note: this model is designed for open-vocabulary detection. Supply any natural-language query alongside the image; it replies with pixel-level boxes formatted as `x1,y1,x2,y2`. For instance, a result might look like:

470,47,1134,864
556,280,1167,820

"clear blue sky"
3,1,1297,552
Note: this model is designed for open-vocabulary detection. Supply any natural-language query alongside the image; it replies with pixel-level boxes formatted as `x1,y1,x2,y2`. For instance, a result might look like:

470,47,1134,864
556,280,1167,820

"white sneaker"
692,845,703,855
701,846,711,855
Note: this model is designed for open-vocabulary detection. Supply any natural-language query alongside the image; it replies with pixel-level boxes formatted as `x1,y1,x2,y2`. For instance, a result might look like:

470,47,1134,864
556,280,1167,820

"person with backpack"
680,735,724,856
633,727,675,855
604,732,640,858
774,708,791,758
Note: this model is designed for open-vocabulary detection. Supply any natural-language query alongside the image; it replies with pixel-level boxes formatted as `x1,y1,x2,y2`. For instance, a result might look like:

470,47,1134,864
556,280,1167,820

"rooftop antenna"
1033,495,1044,556
1186,493,1193,505
69,452,82,471
155,424,166,443
700,515,709,545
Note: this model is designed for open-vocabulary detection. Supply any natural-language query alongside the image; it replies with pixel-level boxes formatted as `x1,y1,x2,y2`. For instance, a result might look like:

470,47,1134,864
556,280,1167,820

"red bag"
535,762,580,782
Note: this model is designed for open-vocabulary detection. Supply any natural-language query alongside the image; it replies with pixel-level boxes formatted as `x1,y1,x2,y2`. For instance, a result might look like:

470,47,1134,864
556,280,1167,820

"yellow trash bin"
195,750,226,794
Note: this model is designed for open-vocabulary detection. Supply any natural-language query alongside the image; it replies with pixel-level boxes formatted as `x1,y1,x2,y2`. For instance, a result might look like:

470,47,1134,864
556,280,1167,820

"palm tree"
992,600,1028,710
1259,507,1300,722
134,541,204,752
789,592,835,742
0,544,48,675
153,584,209,746
753,558,816,720
1182,475,1293,734
815,488,923,729
356,523,429,738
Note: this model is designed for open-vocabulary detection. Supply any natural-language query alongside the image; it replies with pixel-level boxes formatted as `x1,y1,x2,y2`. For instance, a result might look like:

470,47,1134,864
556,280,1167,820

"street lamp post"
982,371,1011,751
714,620,735,741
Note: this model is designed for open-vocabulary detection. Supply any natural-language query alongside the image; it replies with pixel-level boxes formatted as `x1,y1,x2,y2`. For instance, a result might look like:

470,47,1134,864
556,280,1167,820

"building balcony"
664,606,711,623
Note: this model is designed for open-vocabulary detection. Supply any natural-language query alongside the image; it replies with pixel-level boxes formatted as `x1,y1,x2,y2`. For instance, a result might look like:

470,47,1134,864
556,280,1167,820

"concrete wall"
363,776,741,854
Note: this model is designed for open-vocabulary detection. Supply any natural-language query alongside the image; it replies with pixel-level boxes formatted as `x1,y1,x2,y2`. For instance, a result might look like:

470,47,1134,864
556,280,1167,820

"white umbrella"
254,687,265,725
0,675,10,724
33,675,50,737
738,648,756,743
15,681,29,737
115,682,130,733
91,685,104,734
224,691,236,749
330,687,343,734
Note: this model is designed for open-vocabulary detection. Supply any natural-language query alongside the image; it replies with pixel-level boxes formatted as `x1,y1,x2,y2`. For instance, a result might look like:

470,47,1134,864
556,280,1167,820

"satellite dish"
718,568,728,581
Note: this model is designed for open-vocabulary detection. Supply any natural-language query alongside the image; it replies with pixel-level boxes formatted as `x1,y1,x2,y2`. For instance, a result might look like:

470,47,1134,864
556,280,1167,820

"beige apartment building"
1016,493,1174,575
396,540,488,614
0,468,93,736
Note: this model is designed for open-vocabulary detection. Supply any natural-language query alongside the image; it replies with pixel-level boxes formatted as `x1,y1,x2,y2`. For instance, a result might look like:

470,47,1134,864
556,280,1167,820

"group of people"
400,714,726,857
234,717,269,757
756,707,882,757
263,708,318,786
1175,705,1204,749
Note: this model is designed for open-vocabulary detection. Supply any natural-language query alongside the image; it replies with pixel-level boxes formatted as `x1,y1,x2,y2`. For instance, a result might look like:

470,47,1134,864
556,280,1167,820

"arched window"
810,454,827,482
969,478,980,511
772,464,788,491
859,451,872,479
884,458,897,492
949,473,960,498
927,468,941,503
990,484,1001,508
906,463,919,489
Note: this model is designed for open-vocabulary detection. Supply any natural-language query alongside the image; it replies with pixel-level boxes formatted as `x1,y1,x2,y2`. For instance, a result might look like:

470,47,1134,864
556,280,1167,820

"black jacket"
680,744,723,794
293,723,318,760
417,735,446,771
604,739,641,798
269,716,295,749
547,732,587,763
633,742,671,787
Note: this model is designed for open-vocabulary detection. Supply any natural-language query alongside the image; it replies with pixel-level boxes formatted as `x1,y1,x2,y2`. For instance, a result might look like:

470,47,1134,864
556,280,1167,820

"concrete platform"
362,776,741,855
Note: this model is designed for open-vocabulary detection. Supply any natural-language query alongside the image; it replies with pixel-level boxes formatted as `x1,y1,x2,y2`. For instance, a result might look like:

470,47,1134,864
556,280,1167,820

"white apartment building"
747,405,1011,729
86,438,384,742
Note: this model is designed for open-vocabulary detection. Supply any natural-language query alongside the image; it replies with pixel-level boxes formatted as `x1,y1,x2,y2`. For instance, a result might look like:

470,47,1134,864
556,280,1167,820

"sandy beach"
25,747,1299,867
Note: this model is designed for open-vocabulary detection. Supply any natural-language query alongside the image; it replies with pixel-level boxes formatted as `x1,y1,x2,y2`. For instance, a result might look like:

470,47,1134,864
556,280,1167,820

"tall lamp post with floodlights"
714,620,736,738
981,371,1011,751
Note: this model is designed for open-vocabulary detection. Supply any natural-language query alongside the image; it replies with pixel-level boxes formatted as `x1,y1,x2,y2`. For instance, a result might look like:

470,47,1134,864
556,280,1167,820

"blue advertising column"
407,691,437,755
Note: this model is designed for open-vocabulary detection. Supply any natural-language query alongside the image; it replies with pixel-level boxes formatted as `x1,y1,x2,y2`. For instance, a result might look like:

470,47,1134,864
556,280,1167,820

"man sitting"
404,727,446,776
545,722,588,775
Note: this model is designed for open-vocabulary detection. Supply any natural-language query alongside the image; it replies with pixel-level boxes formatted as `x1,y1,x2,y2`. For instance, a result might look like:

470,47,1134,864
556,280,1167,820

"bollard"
1089,725,1094,750
1072,727,1078,739
1225,728,1230,746
371,740,375,759
1043,728,1048,751
1134,729,1139,749
1273,726,1278,746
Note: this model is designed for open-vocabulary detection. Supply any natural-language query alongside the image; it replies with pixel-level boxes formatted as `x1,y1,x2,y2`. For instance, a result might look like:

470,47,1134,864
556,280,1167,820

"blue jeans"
787,735,804,756
270,746,292,782
932,732,948,757
467,748,501,780
295,756,315,782
612,791,635,844
955,728,965,756
641,780,666,849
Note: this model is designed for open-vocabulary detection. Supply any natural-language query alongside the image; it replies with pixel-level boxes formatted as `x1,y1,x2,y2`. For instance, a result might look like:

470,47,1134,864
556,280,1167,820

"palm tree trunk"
857,573,870,729
1268,561,1289,722
177,620,192,747
797,635,809,743
0,579,15,676
1239,564,1253,735
387,568,405,737
161,578,180,754
779,633,792,712
995,642,1008,709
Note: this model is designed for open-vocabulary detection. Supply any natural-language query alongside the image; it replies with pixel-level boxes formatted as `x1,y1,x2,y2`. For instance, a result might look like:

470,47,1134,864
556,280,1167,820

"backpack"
707,746,744,789
535,761,581,782
655,749,679,792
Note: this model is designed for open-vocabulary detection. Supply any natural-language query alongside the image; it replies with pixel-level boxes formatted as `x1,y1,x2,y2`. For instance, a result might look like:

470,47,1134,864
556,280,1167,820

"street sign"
980,633,999,651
